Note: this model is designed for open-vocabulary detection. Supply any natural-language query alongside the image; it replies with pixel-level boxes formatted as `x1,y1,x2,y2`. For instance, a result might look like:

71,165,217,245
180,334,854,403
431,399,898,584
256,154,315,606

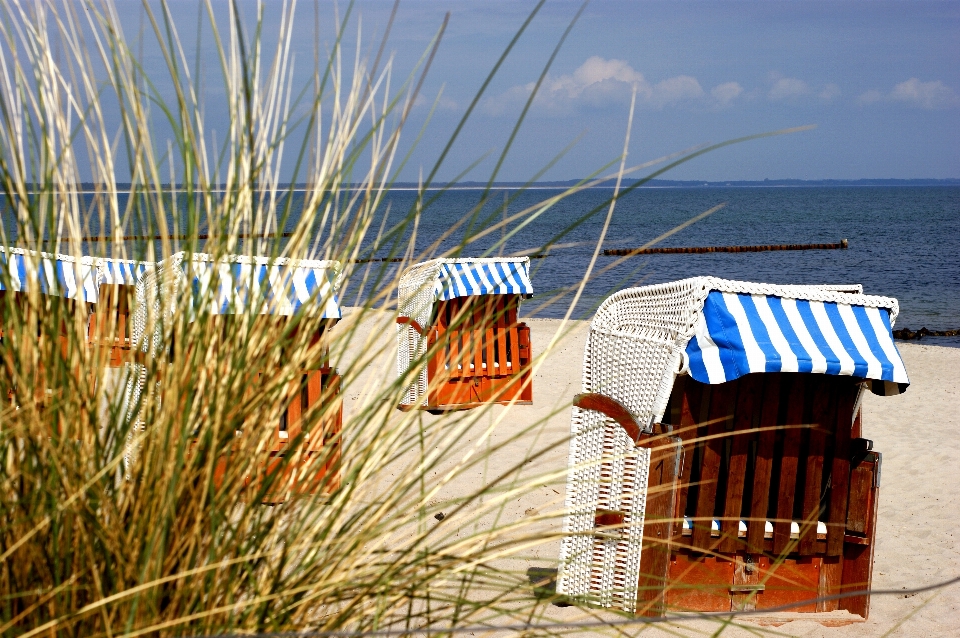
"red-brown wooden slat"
448,297,458,332
800,377,832,555
686,383,713,534
826,385,857,555
449,329,460,379
306,371,323,452
472,301,483,378
117,311,127,346
287,376,303,442
774,374,807,556
671,376,702,542
454,299,466,378
846,459,873,534
437,300,450,384
461,300,471,378
467,298,476,377
746,373,781,553
496,297,507,377
719,374,761,553
691,382,736,551
507,317,520,375
506,295,519,371
484,296,495,378
636,435,683,616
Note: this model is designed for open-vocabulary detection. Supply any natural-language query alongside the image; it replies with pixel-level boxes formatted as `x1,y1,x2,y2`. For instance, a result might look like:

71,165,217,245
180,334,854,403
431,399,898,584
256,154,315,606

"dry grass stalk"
0,2,819,635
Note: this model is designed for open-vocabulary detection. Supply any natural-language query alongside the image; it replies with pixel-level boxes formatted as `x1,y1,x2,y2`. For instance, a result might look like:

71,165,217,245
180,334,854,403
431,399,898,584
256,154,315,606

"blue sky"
134,1,960,182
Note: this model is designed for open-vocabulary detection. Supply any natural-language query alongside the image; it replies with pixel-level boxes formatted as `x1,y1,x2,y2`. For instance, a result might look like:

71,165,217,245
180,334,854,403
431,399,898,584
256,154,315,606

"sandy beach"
335,309,960,636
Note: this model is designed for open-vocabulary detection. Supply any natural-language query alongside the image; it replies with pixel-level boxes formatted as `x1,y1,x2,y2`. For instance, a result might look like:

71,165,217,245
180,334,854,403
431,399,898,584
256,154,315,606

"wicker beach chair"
397,257,533,410
133,252,344,503
0,249,150,365
88,258,152,367
0,247,100,406
557,277,908,622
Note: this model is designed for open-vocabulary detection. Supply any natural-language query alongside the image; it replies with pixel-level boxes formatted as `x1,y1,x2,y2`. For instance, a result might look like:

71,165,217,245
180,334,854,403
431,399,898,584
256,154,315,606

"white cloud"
890,78,957,109
768,77,809,100
819,83,841,102
650,75,704,107
412,93,459,111
858,78,958,109
483,56,705,115
552,56,644,99
710,81,743,106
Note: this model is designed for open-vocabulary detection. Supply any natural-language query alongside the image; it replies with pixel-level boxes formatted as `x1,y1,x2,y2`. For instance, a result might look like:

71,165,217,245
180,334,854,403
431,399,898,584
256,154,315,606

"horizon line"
10,177,960,194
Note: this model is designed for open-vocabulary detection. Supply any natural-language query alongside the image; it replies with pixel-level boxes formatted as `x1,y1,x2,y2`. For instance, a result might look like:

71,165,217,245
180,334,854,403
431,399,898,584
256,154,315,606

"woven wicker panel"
396,261,439,407
121,363,147,479
558,405,650,611
557,280,702,612
132,253,184,359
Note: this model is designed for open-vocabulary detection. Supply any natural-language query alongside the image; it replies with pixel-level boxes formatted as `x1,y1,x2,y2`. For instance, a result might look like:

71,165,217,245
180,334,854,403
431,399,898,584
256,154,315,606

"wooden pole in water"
603,239,848,256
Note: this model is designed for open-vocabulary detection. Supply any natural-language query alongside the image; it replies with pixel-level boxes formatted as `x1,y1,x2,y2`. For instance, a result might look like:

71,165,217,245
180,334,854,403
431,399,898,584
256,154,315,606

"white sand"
335,310,960,636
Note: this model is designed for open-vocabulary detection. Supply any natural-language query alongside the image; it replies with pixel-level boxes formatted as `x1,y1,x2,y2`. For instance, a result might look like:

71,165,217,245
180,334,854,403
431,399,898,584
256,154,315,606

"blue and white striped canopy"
181,255,342,319
435,259,533,301
686,290,909,394
98,258,150,287
0,248,98,302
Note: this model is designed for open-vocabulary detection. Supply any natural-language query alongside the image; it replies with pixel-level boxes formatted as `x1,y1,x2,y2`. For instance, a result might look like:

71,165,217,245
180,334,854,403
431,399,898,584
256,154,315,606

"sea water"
8,185,959,343
365,186,960,338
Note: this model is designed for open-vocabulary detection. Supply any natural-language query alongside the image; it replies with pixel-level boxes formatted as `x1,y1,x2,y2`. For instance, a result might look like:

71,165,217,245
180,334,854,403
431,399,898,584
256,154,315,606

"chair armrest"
573,392,644,443
396,316,426,335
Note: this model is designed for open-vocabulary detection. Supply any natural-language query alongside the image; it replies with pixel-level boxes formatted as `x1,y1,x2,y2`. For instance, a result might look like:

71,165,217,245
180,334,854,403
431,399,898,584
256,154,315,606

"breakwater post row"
603,239,848,257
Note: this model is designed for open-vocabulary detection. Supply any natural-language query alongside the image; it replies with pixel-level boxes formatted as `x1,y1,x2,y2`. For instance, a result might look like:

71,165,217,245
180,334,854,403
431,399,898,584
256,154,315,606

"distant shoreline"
14,178,960,194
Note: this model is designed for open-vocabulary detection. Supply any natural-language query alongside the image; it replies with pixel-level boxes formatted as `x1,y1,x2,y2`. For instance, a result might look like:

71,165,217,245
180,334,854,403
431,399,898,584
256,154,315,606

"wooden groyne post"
604,239,848,257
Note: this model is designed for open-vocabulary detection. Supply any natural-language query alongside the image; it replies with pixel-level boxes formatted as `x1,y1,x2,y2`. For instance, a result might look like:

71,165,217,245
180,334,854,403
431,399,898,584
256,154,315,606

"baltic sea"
363,186,959,343
10,185,958,344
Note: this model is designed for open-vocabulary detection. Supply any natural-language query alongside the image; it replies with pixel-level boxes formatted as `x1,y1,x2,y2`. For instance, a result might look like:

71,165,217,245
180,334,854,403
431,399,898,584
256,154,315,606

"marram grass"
0,1,594,634
0,1,822,636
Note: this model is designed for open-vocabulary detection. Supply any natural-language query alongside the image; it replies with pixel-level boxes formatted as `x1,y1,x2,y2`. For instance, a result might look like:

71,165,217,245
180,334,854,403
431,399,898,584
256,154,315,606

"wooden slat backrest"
471,300,483,377
495,297,508,375
719,374,761,553
683,383,713,536
799,378,833,555
774,375,807,556
667,372,868,565
432,294,524,381
636,434,683,616
670,376,705,542
845,451,874,535
691,383,735,551
304,371,323,450
827,388,857,555
745,374,781,553
449,326,461,378
507,297,520,373
484,296,495,375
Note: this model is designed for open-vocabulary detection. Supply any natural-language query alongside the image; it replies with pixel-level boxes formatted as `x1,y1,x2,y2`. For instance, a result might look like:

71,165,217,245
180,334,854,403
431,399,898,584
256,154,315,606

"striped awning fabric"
0,248,99,302
97,258,151,287
434,259,533,301
685,289,909,394
181,254,342,319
